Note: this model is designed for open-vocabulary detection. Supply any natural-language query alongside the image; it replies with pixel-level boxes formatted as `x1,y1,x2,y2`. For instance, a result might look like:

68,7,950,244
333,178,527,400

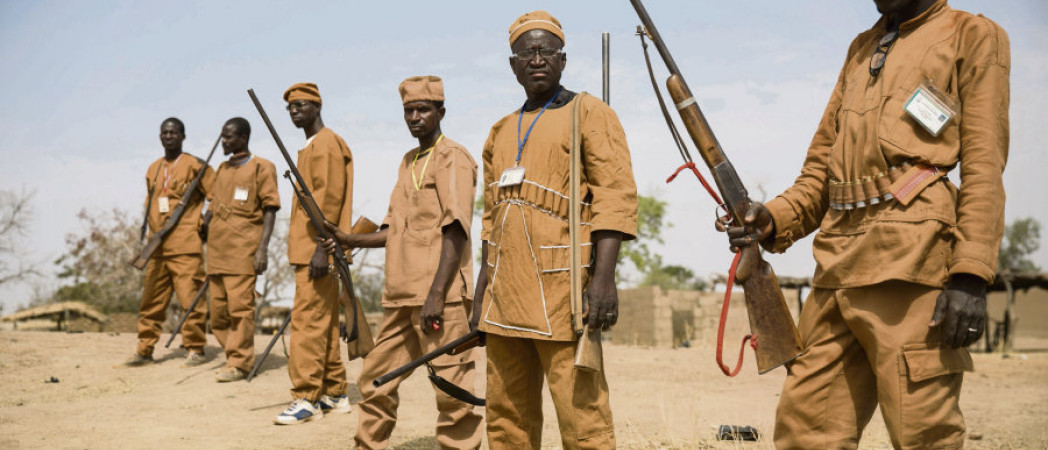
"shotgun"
164,278,210,348
247,88,374,360
130,134,221,270
630,0,803,374
372,329,485,406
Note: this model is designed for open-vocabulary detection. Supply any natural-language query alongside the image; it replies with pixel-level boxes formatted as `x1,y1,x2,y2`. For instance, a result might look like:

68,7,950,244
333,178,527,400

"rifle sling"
425,363,485,407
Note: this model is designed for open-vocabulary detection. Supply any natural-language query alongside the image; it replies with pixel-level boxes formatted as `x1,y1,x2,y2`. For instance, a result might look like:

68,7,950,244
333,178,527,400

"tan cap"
508,10,564,46
283,82,322,105
398,76,444,104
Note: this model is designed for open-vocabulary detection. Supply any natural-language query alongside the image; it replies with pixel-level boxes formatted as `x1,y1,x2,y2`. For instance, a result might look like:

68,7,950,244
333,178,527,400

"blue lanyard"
515,87,562,164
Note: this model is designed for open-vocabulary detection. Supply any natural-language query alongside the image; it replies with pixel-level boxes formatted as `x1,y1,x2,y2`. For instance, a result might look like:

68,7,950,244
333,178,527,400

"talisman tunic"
479,93,638,342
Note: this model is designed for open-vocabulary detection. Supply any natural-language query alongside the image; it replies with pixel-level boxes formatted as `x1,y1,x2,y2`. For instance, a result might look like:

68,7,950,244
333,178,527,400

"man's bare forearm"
427,222,467,299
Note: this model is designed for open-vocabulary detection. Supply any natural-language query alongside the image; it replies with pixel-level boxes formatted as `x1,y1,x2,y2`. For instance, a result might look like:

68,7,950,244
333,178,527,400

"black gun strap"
425,363,485,407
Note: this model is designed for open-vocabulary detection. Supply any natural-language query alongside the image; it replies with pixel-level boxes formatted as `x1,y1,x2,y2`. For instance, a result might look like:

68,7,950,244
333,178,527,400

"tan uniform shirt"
765,0,1009,288
381,137,477,307
206,155,281,274
479,92,638,341
287,127,354,266
144,153,215,256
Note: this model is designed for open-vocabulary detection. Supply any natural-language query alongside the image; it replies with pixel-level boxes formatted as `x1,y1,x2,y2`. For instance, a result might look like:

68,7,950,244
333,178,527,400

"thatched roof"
2,301,109,324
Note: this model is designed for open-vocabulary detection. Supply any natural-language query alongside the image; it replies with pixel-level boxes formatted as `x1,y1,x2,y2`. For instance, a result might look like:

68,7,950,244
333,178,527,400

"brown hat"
283,82,322,105
508,10,564,46
398,76,444,105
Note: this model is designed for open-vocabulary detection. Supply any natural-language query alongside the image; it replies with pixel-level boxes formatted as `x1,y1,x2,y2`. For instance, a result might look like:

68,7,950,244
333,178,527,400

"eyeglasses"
869,30,899,77
285,101,315,111
511,47,562,61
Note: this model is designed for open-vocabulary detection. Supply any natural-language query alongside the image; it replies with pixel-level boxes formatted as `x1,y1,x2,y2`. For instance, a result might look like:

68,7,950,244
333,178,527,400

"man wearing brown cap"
122,117,215,368
202,117,280,383
322,75,482,449
719,0,1010,447
274,82,355,425
472,11,638,449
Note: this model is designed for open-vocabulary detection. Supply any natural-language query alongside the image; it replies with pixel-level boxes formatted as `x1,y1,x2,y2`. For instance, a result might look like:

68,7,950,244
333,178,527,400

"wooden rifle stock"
344,216,379,360
130,134,221,270
631,0,802,374
248,88,373,360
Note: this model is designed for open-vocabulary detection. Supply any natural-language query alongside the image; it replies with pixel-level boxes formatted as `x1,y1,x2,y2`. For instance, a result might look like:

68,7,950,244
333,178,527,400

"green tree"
998,217,1041,273
618,193,708,291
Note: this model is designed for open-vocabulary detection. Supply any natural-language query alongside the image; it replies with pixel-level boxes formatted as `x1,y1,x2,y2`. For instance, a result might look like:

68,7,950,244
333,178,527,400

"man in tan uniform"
274,83,355,425
123,117,215,368
720,0,1009,447
322,75,482,450
202,117,280,382
472,12,638,449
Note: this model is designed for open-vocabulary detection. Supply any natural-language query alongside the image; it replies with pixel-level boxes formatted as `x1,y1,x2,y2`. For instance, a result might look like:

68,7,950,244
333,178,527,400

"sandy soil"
0,330,1046,449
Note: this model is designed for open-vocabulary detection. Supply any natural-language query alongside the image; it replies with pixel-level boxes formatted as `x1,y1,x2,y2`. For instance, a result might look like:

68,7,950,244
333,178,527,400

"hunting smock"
144,153,214,256
206,155,281,274
479,91,638,341
380,137,477,307
287,127,354,266
764,0,1009,288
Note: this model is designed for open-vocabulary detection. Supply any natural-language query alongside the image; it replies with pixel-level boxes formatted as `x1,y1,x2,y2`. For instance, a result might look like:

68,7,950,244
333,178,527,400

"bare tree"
0,187,39,286
53,208,142,313
255,216,294,325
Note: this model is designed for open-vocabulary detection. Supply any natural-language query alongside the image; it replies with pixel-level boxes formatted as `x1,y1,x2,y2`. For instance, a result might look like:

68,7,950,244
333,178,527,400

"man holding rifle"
123,117,214,368
322,75,482,449
473,11,637,449
274,83,355,425
201,117,280,383
720,0,1009,447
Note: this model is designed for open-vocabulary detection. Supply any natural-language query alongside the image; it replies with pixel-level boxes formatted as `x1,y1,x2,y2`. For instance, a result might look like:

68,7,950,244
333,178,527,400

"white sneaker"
318,394,352,414
274,399,322,425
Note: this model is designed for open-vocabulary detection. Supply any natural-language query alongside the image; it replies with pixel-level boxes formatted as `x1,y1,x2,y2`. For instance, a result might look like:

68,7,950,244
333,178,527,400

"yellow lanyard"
411,134,443,190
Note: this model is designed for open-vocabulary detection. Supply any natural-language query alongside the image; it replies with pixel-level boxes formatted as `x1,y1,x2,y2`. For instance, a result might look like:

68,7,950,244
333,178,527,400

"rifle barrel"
630,0,681,76
373,330,479,387
164,278,209,348
247,313,292,382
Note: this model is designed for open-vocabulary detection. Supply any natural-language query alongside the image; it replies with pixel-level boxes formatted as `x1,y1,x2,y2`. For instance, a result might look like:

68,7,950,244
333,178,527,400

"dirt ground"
1,330,1046,449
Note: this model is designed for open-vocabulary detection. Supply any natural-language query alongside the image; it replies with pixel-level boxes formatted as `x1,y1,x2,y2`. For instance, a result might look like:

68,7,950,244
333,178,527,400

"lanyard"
515,87,562,165
161,153,184,194
412,134,444,190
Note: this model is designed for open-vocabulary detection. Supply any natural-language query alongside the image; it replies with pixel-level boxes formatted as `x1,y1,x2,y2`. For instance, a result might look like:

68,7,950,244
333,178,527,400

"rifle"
372,329,484,406
247,88,374,360
130,135,221,270
630,0,803,374
164,278,210,348
246,312,291,382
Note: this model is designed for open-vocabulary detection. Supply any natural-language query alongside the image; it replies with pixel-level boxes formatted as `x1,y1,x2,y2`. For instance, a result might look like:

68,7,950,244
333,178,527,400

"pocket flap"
901,344,973,383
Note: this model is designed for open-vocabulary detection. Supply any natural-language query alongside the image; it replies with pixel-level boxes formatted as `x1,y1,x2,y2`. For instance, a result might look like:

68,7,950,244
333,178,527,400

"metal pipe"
602,32,610,104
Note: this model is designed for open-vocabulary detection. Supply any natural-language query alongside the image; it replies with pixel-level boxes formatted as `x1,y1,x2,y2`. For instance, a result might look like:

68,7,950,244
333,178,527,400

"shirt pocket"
406,186,440,233
878,45,961,167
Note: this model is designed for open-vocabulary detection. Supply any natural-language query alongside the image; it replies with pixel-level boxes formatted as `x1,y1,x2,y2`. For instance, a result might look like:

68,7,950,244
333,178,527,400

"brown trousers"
288,266,347,401
355,303,482,450
209,274,256,372
775,281,973,449
486,334,614,450
136,253,206,356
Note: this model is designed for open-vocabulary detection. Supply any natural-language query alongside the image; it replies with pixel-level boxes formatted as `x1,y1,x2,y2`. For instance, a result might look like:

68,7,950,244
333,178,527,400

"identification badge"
233,187,249,202
904,80,956,137
498,166,526,187
158,196,170,213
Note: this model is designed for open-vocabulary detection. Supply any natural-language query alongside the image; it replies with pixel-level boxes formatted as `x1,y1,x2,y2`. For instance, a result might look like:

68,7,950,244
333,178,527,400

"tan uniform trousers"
355,303,482,450
486,334,614,450
136,253,206,356
288,266,347,401
775,281,973,449
209,274,256,373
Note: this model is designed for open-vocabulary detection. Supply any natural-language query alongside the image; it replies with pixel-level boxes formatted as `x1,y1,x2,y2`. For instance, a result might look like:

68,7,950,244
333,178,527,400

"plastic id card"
498,166,526,187
904,79,957,137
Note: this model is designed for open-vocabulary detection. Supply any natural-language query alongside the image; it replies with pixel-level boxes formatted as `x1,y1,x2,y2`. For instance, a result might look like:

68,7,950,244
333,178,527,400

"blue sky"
1,1,1045,310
